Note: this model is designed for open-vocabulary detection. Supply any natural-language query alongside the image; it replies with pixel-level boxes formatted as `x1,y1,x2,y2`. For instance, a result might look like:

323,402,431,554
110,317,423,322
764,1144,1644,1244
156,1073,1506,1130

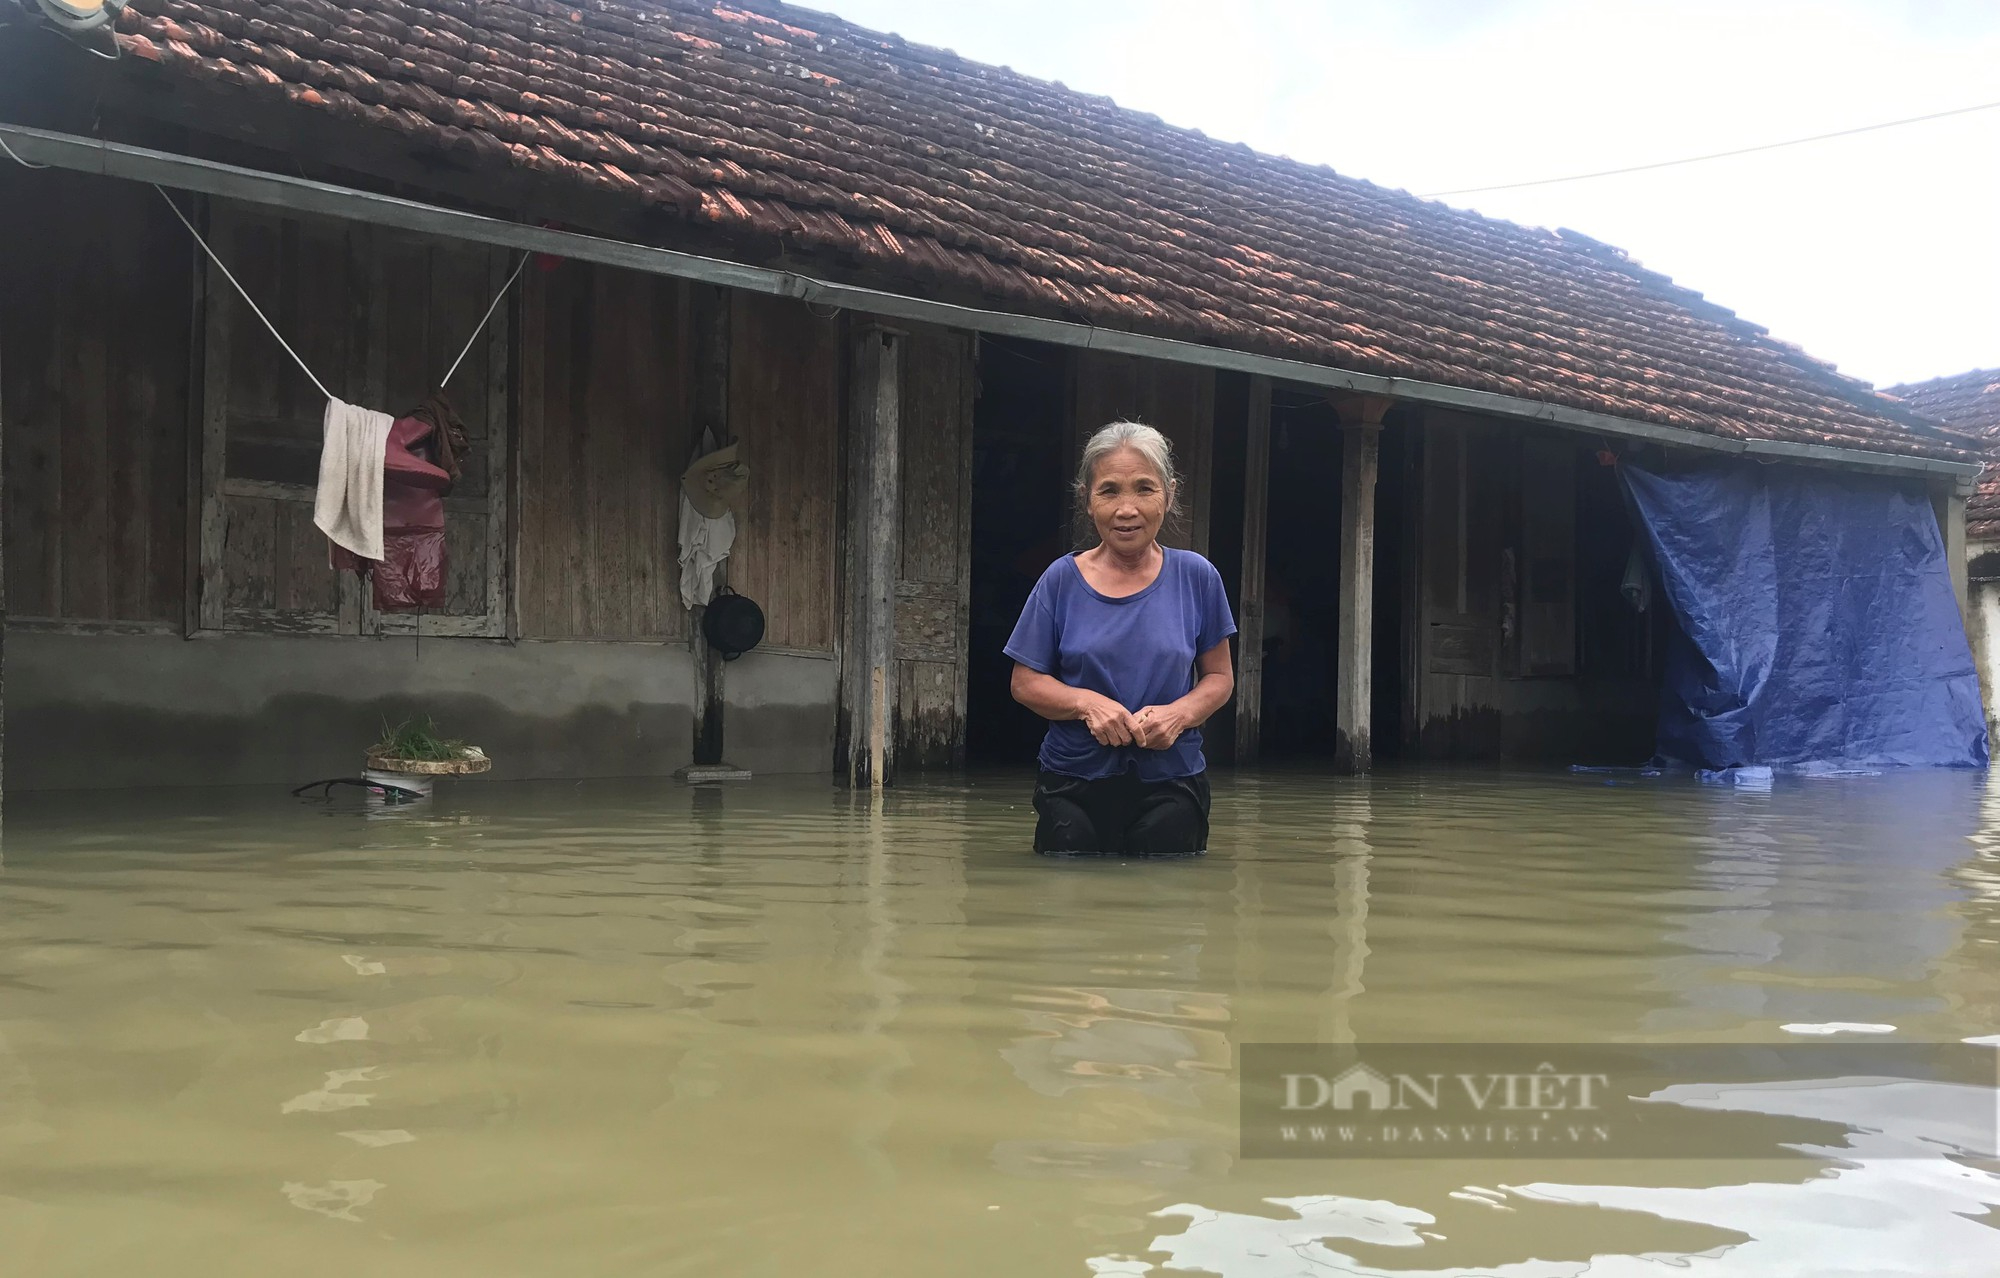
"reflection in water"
281,1067,383,1114
338,1129,416,1147
281,1179,385,1223
0,769,1995,1274
1001,986,1230,1102
1138,1072,2000,1276
296,1017,370,1044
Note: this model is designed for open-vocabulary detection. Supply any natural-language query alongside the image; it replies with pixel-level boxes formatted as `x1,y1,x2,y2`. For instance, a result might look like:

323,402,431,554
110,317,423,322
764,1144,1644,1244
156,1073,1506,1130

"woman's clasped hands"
1076,691,1190,751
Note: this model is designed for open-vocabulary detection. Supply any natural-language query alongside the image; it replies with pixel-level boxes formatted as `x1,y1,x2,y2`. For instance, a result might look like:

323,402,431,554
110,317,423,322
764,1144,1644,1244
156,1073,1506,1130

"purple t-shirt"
1004,548,1237,781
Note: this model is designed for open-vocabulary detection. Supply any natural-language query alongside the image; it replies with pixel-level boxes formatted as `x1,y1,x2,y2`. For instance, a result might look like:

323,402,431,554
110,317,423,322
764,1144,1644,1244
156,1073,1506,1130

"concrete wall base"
8,631,836,790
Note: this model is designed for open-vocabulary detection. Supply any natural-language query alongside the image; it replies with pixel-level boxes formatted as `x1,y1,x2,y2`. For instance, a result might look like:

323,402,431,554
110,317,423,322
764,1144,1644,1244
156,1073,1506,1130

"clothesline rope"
0,133,50,169
440,251,527,389
154,185,527,404
154,184,336,402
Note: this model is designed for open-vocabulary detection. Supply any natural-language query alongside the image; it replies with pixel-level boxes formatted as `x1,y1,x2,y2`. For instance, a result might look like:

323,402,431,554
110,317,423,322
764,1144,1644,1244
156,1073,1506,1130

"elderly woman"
1004,422,1237,857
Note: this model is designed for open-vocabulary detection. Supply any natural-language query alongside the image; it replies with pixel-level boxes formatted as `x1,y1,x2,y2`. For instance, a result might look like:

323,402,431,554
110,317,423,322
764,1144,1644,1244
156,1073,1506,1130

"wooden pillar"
688,284,733,766
1234,375,1273,765
0,327,7,829
841,325,902,789
1933,479,1970,622
1334,395,1393,774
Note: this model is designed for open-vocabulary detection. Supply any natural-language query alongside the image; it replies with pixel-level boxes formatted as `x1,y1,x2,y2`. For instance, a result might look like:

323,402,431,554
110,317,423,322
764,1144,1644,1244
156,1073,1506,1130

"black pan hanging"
703,588,765,661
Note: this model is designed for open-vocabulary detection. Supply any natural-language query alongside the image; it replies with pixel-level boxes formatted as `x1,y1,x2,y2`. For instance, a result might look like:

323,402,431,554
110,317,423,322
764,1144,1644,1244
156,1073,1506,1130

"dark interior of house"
967,337,1070,764
1257,394,1347,760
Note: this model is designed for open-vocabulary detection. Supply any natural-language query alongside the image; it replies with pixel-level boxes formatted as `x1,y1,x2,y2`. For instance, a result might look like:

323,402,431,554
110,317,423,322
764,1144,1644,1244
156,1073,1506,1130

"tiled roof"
1887,369,2000,438
69,0,1971,461
1887,369,2000,537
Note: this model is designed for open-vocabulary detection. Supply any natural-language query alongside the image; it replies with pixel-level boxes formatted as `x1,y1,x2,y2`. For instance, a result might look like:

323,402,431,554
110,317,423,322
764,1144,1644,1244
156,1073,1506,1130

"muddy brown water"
1,767,1998,1276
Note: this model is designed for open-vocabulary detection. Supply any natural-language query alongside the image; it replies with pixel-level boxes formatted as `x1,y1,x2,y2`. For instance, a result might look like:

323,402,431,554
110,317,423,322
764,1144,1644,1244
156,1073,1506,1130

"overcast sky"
819,0,1999,388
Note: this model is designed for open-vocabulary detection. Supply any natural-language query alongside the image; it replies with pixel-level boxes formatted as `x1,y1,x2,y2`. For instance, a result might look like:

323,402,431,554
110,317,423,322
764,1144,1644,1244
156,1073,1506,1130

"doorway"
1258,394,1343,759
1253,395,1411,763
966,337,1070,764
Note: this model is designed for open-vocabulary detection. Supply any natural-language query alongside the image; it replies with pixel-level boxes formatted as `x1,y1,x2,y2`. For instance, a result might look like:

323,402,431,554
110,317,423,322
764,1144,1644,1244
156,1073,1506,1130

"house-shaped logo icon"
1329,1063,1395,1110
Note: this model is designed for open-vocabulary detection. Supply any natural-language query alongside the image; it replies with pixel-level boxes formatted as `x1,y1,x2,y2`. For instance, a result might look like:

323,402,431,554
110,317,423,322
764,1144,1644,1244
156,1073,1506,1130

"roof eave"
1,120,1978,481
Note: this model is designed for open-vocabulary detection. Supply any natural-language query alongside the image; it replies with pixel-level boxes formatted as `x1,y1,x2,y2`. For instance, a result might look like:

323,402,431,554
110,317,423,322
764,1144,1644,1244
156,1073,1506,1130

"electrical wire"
292,776,428,801
1420,97,2000,198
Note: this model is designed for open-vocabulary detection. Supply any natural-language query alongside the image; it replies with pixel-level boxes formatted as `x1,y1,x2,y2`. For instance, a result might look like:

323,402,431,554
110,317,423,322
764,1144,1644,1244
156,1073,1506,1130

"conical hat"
682,442,749,519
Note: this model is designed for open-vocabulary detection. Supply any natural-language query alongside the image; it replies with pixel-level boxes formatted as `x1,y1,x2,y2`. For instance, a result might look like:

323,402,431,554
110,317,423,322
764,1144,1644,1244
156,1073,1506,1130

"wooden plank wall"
1070,350,1215,553
893,325,977,768
517,261,689,640
0,166,190,628
727,292,841,652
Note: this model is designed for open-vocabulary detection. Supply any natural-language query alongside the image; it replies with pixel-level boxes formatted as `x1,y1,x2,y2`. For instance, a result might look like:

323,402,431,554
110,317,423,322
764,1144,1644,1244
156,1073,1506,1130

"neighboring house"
1888,368,2000,736
0,0,1983,790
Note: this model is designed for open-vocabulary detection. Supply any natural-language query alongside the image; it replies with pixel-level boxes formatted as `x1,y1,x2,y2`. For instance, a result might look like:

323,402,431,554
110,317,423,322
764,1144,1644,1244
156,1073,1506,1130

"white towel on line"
313,397,394,561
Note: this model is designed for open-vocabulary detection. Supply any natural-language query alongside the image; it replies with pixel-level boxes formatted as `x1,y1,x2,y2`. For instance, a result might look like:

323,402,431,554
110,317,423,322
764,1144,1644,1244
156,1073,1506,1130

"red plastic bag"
329,413,452,612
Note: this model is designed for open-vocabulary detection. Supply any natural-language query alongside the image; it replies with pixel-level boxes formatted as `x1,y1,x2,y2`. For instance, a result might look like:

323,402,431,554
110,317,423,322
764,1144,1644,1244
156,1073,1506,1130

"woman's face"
1086,446,1172,555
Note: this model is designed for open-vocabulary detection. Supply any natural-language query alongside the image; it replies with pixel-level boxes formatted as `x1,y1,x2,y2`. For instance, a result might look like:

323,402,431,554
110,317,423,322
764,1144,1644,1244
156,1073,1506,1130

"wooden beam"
1234,374,1272,765
1334,394,1393,774
194,198,231,633
1400,412,1427,756
840,325,903,788
689,283,732,766
953,333,977,769
482,245,513,642
183,208,207,639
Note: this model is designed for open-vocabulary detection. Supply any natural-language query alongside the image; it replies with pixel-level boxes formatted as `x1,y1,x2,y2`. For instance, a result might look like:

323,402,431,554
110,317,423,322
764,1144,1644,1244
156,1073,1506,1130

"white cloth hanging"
677,492,737,610
313,397,394,561
677,425,740,610
1620,541,1652,614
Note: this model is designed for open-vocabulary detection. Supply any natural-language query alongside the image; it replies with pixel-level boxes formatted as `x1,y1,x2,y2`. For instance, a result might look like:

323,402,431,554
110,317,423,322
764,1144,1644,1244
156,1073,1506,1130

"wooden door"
1517,436,1578,676
893,326,977,769
1420,413,1507,678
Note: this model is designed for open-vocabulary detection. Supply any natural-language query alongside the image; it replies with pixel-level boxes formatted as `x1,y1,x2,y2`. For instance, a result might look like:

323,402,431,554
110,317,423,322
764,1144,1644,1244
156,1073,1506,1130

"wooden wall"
893,325,977,768
1070,350,1216,553
0,166,190,628
516,277,841,651
517,261,688,640
727,292,841,652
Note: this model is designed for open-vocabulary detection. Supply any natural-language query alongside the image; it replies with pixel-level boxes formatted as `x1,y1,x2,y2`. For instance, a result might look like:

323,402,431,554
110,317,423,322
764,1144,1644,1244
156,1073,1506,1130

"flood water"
2,767,1998,1276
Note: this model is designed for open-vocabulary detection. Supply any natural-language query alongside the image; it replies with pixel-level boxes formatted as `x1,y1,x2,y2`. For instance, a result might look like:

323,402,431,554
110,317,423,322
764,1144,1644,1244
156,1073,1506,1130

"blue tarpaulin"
1621,459,1987,771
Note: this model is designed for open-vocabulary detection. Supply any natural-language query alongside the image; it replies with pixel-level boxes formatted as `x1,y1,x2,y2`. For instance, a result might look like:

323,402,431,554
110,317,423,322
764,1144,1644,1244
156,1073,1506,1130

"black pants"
1033,769,1211,858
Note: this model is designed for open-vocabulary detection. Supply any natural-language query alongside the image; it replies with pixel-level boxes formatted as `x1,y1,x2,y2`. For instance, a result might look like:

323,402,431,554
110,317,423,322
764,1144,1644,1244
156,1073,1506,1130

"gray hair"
1073,421,1184,545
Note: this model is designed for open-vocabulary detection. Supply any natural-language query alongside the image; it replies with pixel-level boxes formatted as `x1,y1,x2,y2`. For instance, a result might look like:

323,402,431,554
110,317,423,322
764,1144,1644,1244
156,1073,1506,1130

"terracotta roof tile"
56,0,1974,462
1887,369,2000,439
